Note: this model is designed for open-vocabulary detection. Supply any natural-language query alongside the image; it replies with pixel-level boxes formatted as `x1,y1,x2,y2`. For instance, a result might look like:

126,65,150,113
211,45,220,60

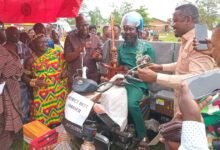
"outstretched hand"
159,81,212,149
148,63,163,72
137,68,157,83
178,82,212,122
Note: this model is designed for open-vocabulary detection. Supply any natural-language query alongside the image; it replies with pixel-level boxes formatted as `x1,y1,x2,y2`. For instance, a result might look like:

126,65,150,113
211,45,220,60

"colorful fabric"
31,48,68,127
200,92,220,137
54,44,63,52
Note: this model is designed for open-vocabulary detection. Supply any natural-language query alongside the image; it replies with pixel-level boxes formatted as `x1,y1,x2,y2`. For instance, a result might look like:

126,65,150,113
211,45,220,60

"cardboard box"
23,120,51,140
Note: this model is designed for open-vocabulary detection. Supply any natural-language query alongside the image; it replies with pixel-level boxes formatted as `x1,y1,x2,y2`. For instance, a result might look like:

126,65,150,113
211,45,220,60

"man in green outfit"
117,11,155,146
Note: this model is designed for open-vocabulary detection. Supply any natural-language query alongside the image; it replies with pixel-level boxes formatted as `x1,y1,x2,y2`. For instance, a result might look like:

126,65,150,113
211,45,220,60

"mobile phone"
195,24,208,50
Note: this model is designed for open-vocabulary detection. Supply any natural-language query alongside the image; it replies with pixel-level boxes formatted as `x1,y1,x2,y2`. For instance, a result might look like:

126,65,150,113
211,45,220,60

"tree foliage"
88,7,104,26
196,0,220,29
135,6,152,26
75,1,152,30
120,1,133,16
111,2,151,26
180,0,220,29
112,9,122,26
111,2,133,25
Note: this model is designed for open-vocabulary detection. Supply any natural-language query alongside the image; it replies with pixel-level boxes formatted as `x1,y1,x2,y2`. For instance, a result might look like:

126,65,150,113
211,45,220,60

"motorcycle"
63,54,157,150
63,75,138,150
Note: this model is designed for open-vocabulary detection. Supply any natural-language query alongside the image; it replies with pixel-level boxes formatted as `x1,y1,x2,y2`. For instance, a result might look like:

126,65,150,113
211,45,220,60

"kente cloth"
0,45,23,133
200,92,220,137
30,48,68,126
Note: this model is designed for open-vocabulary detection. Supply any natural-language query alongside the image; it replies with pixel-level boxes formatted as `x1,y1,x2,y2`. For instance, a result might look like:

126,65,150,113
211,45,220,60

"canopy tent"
0,0,83,23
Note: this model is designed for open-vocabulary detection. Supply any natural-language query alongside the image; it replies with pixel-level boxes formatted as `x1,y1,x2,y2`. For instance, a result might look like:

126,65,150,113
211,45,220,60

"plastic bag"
99,75,128,131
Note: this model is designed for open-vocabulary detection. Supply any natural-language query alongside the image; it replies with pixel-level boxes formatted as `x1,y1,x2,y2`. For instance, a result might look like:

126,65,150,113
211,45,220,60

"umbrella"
0,0,83,23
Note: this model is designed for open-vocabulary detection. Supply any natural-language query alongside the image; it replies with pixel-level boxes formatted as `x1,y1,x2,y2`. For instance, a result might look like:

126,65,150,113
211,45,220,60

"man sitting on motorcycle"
117,11,155,147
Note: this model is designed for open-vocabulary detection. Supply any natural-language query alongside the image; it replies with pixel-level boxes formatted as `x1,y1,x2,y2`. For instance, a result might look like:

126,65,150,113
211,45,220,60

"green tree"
135,6,152,25
180,0,220,29
110,1,134,25
112,9,122,25
120,1,133,16
111,2,152,27
196,0,220,29
80,2,88,13
88,7,103,26
215,17,220,26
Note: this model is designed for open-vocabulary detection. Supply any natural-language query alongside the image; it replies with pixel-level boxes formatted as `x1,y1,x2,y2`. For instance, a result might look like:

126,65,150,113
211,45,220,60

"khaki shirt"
157,29,216,88
156,29,216,112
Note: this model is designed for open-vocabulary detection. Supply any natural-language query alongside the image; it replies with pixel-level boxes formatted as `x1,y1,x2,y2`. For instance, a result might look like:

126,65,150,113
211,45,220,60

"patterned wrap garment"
30,48,68,126
0,45,23,133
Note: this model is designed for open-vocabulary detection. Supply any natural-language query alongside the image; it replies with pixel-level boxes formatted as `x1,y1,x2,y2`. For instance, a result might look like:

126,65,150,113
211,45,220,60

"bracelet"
29,79,36,87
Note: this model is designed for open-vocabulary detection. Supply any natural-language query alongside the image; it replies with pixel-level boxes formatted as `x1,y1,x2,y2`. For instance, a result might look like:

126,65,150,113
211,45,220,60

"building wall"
149,19,170,33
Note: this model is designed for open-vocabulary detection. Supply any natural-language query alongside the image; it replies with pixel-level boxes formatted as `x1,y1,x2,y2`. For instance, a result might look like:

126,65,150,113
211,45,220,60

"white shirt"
179,121,209,150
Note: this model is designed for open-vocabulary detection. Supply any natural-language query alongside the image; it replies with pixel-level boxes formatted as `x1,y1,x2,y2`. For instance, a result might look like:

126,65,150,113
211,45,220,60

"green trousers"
125,85,146,139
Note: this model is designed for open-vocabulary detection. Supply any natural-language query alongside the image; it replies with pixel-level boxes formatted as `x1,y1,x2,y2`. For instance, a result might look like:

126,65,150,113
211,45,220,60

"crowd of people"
0,3,220,150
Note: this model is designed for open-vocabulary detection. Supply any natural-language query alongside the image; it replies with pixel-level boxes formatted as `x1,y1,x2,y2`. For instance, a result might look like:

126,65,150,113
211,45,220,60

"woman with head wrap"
23,34,68,128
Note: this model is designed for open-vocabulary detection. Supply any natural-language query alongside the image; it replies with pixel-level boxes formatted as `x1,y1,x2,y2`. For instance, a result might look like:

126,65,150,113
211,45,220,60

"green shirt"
117,39,155,90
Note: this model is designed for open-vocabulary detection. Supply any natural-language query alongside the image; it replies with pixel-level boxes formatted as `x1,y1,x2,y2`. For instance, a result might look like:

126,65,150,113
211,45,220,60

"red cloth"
0,0,83,23
57,0,82,18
